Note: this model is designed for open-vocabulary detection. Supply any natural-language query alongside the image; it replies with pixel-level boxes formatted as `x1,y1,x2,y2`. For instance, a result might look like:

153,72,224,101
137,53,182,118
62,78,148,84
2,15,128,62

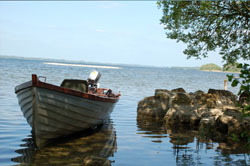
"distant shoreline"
200,63,241,74
0,55,200,69
201,69,240,74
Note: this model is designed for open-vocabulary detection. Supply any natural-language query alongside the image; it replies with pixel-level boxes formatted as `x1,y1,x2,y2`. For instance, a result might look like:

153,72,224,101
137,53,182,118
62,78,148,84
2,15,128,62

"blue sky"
0,1,225,67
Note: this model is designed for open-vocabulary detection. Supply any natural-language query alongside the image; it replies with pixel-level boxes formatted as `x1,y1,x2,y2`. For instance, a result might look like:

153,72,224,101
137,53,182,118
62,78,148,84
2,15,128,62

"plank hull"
16,86,116,148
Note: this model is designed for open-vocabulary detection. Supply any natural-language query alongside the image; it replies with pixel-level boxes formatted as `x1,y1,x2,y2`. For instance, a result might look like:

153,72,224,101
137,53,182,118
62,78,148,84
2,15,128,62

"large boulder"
239,92,250,106
171,92,193,106
242,116,250,132
197,108,223,119
216,107,243,135
192,89,237,109
164,105,200,128
164,90,199,128
193,93,218,108
199,117,216,132
137,93,169,119
171,88,186,93
155,89,173,97
208,89,237,106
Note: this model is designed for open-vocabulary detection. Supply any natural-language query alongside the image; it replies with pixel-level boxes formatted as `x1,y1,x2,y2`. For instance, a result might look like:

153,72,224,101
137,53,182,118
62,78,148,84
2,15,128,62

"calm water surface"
0,57,249,165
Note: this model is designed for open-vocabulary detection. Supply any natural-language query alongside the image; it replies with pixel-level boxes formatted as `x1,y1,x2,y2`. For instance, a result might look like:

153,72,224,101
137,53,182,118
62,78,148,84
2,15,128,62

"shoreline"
200,69,240,74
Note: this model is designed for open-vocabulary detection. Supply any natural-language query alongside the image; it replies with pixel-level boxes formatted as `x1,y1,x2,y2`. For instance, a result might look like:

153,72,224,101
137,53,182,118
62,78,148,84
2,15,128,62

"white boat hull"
16,86,116,147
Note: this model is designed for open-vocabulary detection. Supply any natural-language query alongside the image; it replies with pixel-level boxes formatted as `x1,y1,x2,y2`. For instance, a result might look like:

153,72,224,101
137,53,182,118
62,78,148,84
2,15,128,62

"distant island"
200,63,222,72
200,63,240,73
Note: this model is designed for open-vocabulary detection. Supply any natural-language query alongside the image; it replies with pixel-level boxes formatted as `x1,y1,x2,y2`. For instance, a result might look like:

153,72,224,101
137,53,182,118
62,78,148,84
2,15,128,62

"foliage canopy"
228,63,250,96
158,1,250,64
223,63,241,72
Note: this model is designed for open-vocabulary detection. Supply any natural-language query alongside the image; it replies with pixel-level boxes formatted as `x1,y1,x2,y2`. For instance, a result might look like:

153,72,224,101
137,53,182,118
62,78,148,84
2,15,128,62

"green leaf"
237,63,243,68
231,79,239,87
227,75,234,82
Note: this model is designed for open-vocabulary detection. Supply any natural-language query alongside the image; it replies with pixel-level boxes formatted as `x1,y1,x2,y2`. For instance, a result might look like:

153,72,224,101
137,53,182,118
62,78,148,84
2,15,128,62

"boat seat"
60,79,88,93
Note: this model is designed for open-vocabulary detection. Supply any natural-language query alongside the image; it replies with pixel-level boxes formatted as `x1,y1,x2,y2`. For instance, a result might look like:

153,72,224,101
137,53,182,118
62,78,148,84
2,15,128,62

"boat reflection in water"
136,115,250,165
12,122,117,165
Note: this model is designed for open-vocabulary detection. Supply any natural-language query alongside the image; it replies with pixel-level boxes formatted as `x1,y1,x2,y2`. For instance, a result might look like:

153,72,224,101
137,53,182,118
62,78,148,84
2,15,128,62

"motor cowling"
88,70,101,90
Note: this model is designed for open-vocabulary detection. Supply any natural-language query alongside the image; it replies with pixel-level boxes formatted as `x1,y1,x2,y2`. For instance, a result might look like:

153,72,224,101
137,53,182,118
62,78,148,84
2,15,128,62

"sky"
0,1,225,67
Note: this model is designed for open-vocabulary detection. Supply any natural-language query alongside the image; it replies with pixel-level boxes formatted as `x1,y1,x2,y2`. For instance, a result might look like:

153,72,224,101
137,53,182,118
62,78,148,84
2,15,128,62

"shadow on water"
11,122,117,165
136,115,250,166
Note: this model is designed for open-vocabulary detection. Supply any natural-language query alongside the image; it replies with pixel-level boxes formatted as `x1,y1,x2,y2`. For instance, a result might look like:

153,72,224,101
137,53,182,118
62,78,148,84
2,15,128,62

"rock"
83,155,111,166
194,90,205,95
137,95,169,119
208,89,237,106
197,108,223,119
194,89,236,109
155,90,171,101
137,87,248,142
172,92,193,106
164,105,200,128
193,93,218,108
199,117,216,131
209,108,224,118
242,116,250,131
189,90,204,100
239,91,250,106
171,88,186,93
223,107,243,118
155,89,172,97
216,108,243,135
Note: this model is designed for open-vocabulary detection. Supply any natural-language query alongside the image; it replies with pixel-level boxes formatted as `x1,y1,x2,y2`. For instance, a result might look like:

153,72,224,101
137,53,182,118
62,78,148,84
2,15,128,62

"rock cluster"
137,88,250,137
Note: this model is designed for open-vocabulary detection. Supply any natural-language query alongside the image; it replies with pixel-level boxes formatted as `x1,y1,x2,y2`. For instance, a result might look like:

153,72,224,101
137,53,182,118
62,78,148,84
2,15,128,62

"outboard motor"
88,70,101,92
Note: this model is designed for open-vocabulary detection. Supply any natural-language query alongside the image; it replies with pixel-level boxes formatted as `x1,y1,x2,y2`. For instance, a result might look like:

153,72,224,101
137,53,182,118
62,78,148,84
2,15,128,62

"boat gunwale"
15,74,119,103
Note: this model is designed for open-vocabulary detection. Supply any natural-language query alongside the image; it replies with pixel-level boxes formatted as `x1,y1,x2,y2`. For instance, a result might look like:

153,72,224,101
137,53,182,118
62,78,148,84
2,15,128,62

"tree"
228,63,250,104
223,62,241,72
157,1,250,64
200,63,222,71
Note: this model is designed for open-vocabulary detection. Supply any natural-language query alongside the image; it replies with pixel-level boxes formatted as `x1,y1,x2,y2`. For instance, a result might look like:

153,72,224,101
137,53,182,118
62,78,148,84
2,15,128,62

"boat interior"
61,79,88,93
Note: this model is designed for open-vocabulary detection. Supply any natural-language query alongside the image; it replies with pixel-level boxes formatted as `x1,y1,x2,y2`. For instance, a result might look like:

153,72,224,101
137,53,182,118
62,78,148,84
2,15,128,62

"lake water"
0,57,249,165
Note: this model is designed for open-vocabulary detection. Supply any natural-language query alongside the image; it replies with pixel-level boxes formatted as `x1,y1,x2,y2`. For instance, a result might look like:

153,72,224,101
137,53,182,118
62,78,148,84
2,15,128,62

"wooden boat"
15,73,120,148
